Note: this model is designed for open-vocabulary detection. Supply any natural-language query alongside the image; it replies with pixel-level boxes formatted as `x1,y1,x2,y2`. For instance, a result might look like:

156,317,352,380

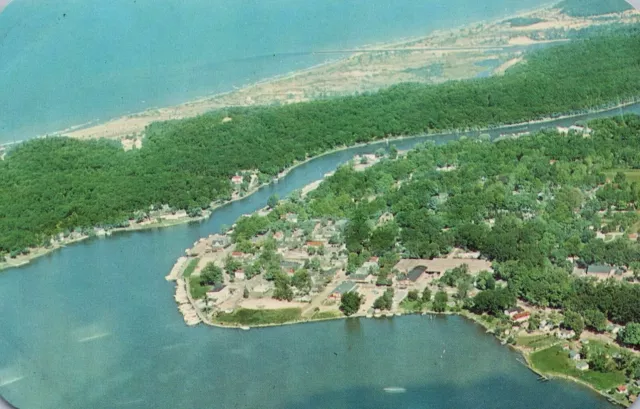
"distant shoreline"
11,3,561,144
2,98,639,273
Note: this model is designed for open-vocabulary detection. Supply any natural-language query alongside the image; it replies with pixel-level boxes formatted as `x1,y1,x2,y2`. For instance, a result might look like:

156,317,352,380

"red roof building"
513,312,531,323
617,385,628,394
231,175,244,184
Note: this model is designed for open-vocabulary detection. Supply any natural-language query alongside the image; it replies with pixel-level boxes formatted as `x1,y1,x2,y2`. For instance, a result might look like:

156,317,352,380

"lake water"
0,0,552,143
3,101,640,407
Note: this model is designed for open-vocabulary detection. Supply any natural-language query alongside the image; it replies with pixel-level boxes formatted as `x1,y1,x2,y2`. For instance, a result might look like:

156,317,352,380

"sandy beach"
50,4,638,148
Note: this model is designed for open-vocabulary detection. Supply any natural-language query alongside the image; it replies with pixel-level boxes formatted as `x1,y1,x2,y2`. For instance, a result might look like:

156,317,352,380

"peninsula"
170,115,640,407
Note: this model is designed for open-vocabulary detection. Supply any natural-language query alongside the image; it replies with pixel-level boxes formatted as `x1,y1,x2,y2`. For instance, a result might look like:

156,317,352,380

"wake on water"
383,387,406,393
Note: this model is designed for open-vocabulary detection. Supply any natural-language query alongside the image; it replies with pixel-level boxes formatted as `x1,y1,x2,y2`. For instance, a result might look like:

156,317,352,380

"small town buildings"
281,260,302,274
231,251,247,259
513,311,531,323
306,241,325,248
576,362,589,371
284,213,298,223
328,281,358,301
569,351,581,361
207,285,231,303
234,270,246,281
617,385,628,395
505,307,524,318
557,329,576,340
587,264,622,278
209,234,230,248
273,231,285,241
231,175,244,185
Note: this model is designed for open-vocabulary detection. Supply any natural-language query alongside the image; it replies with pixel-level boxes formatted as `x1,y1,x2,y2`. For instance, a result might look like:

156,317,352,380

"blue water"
0,0,551,143
2,102,639,408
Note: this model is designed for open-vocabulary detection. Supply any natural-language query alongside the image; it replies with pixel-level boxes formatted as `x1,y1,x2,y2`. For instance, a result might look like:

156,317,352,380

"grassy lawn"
530,345,626,391
215,308,302,326
400,299,424,313
605,169,640,183
311,310,343,320
183,258,199,278
517,334,557,350
188,275,211,299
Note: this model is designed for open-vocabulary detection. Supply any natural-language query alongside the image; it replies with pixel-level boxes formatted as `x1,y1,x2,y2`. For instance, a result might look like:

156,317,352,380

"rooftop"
331,281,357,295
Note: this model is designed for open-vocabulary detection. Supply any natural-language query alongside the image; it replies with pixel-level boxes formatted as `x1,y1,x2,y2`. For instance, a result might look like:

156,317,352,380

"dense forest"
557,0,633,17
1,29,640,256
298,114,640,327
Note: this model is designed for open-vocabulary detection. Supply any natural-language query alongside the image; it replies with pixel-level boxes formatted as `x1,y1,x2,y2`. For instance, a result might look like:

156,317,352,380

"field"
311,310,343,320
604,169,640,183
183,258,199,278
215,308,302,326
516,334,558,350
530,345,626,391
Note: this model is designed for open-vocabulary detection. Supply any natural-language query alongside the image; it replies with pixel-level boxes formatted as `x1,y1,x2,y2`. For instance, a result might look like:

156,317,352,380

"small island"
170,116,640,407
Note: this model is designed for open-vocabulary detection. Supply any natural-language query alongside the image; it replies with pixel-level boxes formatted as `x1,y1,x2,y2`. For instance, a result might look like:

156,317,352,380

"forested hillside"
1,30,640,256
302,114,640,325
557,0,633,17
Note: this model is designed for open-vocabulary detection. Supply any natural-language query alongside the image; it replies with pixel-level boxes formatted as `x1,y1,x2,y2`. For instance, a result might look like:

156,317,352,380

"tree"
471,288,516,316
456,278,472,300
475,271,496,290
563,310,585,337
224,255,242,274
273,275,294,301
528,314,541,332
618,323,640,346
373,288,394,310
389,145,398,160
292,269,312,293
589,350,614,373
433,291,448,312
407,290,420,302
200,262,223,286
583,309,607,332
422,287,432,303
344,207,371,253
340,292,363,316
267,194,279,209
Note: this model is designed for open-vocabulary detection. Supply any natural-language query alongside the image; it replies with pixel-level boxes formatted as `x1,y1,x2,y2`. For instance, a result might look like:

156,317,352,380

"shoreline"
3,98,639,273
21,3,565,143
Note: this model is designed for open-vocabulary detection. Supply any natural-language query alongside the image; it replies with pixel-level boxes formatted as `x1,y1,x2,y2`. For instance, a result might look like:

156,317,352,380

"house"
284,213,298,223
273,231,285,241
617,385,628,395
629,233,638,241
513,311,530,323
505,307,524,318
369,256,379,263
231,251,247,259
306,241,325,248
328,281,357,300
207,285,231,302
539,320,555,332
557,329,576,340
351,271,373,284
209,234,230,248
281,260,302,274
576,362,589,371
234,270,246,281
569,351,581,361
629,394,637,403
231,175,244,185
587,264,618,277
